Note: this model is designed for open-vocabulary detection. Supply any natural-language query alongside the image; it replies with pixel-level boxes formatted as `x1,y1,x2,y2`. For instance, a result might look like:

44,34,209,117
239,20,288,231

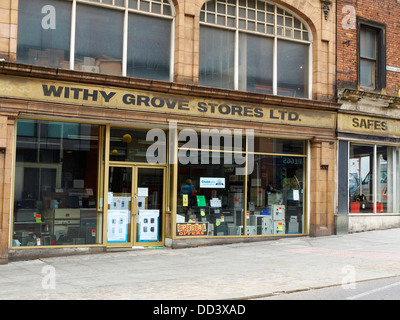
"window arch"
17,0,175,81
199,0,312,98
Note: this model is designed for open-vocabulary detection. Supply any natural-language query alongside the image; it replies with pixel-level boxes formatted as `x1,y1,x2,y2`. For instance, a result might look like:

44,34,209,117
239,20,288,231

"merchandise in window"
176,151,246,236
176,134,306,237
349,143,398,214
12,119,103,247
247,154,305,235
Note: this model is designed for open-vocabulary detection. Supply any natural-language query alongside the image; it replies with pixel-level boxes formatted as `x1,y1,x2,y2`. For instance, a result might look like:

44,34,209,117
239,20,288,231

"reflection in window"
247,154,305,235
127,13,171,80
349,144,399,214
17,0,71,68
199,26,235,90
349,144,374,213
253,137,305,155
109,128,166,163
239,33,273,94
13,120,103,247
177,152,245,236
176,134,306,237
359,26,376,88
200,0,311,97
75,4,123,75
277,40,309,97
17,0,174,81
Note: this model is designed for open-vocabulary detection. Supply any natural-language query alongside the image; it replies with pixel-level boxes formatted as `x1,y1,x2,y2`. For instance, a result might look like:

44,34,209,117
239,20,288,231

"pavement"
1,228,400,300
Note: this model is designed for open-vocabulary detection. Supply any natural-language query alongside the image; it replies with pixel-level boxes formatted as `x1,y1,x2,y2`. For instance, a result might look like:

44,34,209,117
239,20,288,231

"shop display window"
176,135,306,237
12,119,103,247
177,151,246,236
247,154,305,235
349,143,399,214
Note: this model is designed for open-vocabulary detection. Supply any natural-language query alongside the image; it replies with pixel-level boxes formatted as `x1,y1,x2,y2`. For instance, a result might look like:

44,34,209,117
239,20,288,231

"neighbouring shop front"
0,70,338,258
337,112,400,233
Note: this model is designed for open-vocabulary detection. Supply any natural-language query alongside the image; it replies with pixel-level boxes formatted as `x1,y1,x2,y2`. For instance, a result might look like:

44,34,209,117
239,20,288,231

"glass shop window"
349,143,399,214
176,151,246,236
12,119,103,247
246,154,305,235
109,127,167,163
176,134,306,237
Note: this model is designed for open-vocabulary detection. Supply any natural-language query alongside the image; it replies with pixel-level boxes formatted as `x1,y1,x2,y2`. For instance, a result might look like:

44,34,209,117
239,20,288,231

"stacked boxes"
270,205,285,234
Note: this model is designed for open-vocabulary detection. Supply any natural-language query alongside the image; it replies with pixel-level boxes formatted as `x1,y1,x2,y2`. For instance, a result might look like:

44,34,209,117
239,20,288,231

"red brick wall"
337,0,400,96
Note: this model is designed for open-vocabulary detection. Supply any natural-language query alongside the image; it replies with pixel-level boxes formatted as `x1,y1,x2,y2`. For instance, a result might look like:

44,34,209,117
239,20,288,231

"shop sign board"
0,75,336,129
338,113,400,138
176,222,208,236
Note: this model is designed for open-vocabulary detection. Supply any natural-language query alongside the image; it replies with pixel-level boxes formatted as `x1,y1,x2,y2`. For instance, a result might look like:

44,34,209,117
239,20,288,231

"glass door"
106,165,165,247
107,166,133,246
135,167,165,246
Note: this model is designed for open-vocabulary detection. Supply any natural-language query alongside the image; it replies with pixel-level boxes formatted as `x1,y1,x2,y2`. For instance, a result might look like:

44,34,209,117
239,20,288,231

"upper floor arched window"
17,0,175,81
199,0,312,98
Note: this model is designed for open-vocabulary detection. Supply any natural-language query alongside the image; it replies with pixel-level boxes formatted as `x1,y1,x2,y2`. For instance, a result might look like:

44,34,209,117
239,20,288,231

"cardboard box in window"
60,60,73,70
80,65,100,73
45,48,65,67
96,56,122,76
83,56,96,66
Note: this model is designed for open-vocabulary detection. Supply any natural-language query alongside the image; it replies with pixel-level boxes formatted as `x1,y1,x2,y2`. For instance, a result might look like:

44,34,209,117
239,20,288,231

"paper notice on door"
210,198,221,208
108,192,113,204
293,189,300,201
138,188,148,197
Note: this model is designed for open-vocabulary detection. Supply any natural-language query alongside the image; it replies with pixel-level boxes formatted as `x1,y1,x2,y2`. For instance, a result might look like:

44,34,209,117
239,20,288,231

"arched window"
17,0,175,81
199,0,312,98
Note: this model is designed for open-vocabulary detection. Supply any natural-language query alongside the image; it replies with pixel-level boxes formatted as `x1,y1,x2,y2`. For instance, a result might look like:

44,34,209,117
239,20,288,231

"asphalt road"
257,275,400,300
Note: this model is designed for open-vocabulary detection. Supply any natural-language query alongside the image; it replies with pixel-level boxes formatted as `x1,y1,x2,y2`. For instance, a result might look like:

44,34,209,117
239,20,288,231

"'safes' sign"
0,75,336,129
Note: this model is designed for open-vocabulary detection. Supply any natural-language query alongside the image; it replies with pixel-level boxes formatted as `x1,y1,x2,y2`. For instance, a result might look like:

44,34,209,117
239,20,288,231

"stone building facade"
0,0,337,263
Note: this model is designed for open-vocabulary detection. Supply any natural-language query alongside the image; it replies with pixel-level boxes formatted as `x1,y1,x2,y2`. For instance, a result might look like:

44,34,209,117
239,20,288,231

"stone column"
309,137,336,236
0,115,15,264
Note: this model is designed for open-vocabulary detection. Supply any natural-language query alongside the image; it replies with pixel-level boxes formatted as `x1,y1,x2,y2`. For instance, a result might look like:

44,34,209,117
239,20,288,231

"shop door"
135,167,165,246
106,166,165,247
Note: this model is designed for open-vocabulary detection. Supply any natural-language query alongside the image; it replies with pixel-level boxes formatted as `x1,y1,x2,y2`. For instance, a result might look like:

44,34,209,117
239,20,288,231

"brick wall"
337,0,400,96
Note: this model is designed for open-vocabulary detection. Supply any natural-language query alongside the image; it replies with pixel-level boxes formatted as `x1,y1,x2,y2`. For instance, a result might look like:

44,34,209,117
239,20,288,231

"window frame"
357,17,386,91
17,0,176,82
199,0,313,99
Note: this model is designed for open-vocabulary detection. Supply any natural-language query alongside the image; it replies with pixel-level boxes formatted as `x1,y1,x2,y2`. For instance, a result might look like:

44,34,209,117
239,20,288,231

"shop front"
337,112,400,233
0,66,338,260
